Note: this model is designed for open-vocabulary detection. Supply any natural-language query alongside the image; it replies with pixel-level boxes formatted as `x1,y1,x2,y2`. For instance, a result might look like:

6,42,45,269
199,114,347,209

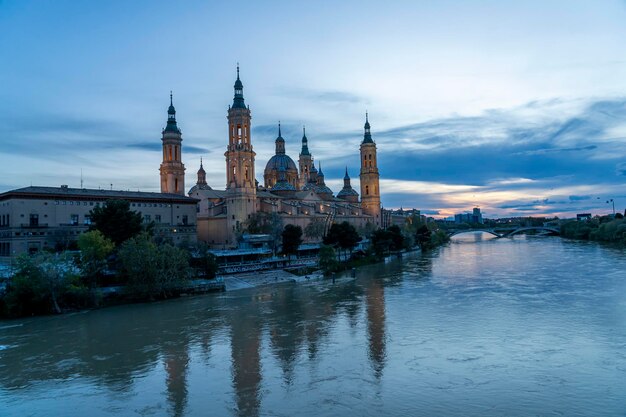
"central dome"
264,154,298,175
264,154,299,189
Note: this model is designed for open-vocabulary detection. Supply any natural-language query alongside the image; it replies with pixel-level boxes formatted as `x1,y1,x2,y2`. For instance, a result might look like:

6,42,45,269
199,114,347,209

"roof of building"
264,154,298,175
337,187,359,198
0,186,199,204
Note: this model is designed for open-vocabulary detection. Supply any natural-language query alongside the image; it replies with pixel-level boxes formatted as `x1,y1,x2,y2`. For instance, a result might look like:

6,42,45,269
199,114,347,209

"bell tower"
160,92,185,195
359,112,381,226
298,126,313,190
225,65,256,244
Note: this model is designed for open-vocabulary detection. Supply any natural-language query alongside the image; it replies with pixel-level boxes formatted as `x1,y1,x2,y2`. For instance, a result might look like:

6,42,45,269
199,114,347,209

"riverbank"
222,269,325,291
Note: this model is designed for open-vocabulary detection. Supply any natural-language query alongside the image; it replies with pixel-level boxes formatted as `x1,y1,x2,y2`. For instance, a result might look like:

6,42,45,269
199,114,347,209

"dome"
271,180,296,191
315,184,334,196
337,187,358,198
188,183,212,195
264,154,298,176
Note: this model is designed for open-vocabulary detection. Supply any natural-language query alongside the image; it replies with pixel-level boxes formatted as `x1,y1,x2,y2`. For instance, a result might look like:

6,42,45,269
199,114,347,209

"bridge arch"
503,227,560,237
448,230,502,238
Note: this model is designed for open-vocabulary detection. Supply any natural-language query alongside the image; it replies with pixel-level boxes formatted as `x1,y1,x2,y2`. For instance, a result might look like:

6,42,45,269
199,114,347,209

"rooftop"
0,186,199,203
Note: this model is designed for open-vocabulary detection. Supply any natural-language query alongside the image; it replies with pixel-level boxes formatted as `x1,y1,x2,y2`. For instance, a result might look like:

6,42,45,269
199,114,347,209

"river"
1,234,625,416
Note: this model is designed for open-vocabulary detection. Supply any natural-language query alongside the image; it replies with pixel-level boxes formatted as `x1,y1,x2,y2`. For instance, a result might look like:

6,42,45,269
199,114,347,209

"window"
84,215,91,225
155,215,161,223
70,214,79,226
182,215,188,225
29,214,39,227
144,214,151,223
366,185,369,195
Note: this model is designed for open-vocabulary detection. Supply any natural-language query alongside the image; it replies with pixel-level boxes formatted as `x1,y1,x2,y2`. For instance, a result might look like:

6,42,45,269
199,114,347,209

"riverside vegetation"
0,201,448,318
0,200,219,318
560,213,626,244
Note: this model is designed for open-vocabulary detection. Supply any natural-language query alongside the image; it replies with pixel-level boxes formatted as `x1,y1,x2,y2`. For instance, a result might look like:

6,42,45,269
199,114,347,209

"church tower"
160,92,185,195
225,65,256,244
359,112,381,226
298,126,313,190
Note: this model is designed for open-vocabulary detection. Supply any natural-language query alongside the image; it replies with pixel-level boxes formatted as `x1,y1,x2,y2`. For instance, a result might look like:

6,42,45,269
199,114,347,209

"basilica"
159,67,381,248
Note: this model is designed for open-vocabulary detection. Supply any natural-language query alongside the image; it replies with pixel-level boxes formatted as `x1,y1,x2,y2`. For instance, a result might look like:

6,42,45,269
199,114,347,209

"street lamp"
606,199,615,216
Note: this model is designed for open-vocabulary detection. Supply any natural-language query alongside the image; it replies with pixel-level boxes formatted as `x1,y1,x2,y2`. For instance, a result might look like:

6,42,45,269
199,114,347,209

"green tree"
415,225,432,248
244,212,283,253
89,199,143,246
77,230,114,288
193,243,219,279
371,229,392,257
304,218,326,241
282,224,303,262
118,234,190,299
318,244,338,275
324,222,361,259
387,225,405,251
36,252,78,314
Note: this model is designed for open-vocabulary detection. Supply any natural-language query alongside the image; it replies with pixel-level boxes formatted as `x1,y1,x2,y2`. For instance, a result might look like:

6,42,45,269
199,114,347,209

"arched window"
174,146,178,161
366,185,369,195
175,178,179,192
169,146,172,160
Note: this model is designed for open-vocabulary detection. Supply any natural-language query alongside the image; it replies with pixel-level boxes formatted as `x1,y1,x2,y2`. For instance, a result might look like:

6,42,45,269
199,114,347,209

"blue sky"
1,0,626,218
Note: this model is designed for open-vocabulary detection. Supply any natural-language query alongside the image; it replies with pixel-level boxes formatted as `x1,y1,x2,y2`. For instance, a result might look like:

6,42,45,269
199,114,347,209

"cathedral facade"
174,67,381,248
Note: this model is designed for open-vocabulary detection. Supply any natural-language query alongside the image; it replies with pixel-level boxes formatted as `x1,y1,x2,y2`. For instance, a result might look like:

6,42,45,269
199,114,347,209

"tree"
304,218,326,241
89,199,143,246
338,222,361,257
318,244,338,275
77,230,114,288
244,212,283,254
324,222,361,259
282,224,303,262
36,252,77,314
371,229,393,257
193,243,219,279
118,234,190,299
415,225,432,248
387,225,405,251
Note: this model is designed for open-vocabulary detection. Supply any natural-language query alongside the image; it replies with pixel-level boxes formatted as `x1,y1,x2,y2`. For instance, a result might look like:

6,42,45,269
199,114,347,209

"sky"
1,0,626,218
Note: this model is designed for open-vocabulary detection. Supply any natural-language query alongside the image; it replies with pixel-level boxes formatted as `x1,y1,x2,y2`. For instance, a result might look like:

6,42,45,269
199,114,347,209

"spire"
197,157,207,185
344,166,350,180
164,92,180,133
363,111,373,143
275,121,285,154
300,125,310,156
232,63,246,109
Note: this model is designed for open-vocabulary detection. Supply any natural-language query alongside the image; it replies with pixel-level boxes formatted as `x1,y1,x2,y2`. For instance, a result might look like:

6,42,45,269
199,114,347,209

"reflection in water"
230,310,262,417
365,278,386,378
164,341,189,417
1,237,626,417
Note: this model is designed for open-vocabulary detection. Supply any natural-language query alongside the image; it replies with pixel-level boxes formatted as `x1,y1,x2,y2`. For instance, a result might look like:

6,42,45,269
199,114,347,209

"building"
0,186,198,258
454,207,483,224
189,67,382,248
383,208,423,228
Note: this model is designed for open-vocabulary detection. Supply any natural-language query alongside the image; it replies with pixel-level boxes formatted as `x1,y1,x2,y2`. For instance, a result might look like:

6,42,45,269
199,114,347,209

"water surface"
1,235,625,416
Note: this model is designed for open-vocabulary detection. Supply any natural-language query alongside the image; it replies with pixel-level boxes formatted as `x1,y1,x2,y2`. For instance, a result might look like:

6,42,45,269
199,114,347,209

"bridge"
447,226,560,239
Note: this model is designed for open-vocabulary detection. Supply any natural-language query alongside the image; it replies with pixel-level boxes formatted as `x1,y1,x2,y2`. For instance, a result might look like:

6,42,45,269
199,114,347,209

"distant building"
576,213,592,221
0,186,198,257
455,207,483,224
382,208,423,228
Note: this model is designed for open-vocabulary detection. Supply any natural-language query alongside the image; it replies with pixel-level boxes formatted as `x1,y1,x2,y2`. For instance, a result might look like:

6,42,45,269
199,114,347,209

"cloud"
126,142,210,154
569,195,591,201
